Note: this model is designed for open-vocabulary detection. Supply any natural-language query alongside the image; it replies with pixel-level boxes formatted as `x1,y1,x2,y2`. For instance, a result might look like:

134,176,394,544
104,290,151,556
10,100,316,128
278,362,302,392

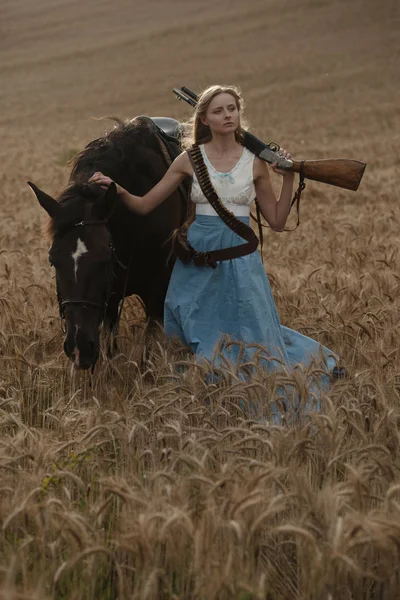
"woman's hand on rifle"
271,148,294,177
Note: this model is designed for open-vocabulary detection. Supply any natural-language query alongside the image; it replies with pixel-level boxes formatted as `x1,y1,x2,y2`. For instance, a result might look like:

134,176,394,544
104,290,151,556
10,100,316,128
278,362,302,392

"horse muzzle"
64,328,99,370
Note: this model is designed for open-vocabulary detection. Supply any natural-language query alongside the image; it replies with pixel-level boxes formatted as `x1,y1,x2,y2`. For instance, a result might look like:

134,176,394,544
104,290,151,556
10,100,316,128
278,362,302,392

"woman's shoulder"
242,146,256,160
252,155,271,180
171,150,193,177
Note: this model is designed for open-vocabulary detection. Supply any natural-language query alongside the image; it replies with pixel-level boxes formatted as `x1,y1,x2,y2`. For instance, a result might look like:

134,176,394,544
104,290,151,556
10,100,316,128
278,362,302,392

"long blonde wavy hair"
181,85,249,149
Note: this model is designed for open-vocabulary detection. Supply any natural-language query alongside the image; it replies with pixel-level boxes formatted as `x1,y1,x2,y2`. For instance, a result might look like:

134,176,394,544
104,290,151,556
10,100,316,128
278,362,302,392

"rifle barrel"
172,88,197,107
181,87,199,102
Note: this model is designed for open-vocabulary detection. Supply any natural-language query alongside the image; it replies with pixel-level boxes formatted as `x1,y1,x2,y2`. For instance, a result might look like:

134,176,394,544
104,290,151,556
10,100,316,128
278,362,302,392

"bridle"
50,218,128,334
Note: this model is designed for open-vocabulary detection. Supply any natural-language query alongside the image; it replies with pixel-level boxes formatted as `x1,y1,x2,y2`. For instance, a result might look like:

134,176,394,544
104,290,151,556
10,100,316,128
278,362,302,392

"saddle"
135,115,192,223
150,116,182,140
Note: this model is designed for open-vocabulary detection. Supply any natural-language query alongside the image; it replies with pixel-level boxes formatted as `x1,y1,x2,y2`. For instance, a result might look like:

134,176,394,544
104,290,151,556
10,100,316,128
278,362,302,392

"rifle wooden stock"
290,158,366,191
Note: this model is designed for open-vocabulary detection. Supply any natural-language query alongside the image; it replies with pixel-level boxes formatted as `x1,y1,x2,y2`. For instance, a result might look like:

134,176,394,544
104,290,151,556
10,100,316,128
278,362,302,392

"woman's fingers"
89,172,109,182
88,171,102,182
279,148,292,159
89,172,113,188
272,161,287,176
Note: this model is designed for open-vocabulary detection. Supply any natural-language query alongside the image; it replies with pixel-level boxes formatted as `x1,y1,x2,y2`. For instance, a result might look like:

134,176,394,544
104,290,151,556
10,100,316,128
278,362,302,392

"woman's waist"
187,214,253,253
195,203,250,217
192,214,250,228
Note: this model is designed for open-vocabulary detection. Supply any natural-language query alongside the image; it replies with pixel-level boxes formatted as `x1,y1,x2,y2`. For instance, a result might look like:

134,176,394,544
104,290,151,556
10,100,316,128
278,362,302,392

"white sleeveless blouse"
191,145,256,209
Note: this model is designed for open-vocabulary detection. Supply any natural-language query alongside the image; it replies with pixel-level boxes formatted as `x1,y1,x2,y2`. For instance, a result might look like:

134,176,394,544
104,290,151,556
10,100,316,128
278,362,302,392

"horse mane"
69,117,162,183
47,118,167,240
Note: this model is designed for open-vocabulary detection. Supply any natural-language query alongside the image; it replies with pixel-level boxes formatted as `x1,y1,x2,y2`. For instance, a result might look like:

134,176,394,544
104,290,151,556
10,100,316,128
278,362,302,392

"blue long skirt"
164,215,337,396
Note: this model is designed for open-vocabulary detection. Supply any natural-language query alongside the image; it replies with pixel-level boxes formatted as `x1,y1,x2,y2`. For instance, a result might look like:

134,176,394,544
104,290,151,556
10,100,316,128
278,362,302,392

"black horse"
29,117,189,370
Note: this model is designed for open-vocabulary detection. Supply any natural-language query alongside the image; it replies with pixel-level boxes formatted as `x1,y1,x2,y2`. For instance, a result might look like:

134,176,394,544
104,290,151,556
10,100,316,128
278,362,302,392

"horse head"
29,180,120,370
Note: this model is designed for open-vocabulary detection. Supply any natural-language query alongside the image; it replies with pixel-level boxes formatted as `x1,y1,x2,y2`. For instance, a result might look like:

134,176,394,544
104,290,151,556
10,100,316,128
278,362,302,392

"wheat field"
1,0,400,598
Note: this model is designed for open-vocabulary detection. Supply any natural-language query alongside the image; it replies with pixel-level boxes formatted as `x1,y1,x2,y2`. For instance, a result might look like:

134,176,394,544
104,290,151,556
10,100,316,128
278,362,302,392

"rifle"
173,86,366,191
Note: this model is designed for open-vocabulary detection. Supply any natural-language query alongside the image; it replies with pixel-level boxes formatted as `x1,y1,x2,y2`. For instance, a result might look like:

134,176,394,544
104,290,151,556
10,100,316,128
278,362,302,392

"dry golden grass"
1,0,400,598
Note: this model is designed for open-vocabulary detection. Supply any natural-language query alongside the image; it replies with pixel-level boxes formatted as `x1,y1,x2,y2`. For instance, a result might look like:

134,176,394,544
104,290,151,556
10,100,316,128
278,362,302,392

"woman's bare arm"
253,155,295,232
89,151,192,215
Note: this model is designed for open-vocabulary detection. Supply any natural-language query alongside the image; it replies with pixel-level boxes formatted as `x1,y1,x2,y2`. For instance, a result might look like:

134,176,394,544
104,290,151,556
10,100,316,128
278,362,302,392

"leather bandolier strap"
182,144,259,269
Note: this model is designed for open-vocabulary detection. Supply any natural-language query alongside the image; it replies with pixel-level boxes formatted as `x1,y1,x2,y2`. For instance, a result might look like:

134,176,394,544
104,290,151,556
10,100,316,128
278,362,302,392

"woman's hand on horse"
271,148,294,177
89,172,124,194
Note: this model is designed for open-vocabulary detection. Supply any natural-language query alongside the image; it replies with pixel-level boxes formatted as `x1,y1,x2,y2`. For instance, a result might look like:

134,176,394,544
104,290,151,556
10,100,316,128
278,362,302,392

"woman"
90,85,337,383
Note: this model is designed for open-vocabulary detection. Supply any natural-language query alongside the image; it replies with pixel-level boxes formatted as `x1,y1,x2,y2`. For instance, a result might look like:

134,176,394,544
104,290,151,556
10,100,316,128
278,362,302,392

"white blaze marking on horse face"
71,238,88,282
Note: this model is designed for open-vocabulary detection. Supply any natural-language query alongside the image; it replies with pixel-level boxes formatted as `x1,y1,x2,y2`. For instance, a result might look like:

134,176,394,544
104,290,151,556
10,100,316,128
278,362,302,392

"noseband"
50,219,127,334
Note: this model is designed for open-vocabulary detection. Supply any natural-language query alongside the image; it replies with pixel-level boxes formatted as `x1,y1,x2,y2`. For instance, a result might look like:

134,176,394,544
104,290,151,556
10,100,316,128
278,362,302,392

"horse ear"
99,182,119,218
27,181,63,220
